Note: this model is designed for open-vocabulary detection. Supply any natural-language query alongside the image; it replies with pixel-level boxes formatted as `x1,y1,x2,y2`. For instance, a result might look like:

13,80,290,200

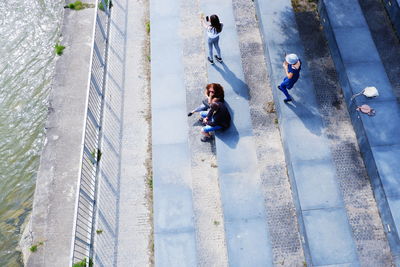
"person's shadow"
213,62,250,100
284,99,323,136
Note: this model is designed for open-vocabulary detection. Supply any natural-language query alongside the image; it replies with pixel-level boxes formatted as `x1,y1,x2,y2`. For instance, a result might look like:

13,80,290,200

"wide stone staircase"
149,0,400,266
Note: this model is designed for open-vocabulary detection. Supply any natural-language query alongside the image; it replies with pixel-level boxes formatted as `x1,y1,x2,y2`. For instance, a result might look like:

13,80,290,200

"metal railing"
71,0,111,265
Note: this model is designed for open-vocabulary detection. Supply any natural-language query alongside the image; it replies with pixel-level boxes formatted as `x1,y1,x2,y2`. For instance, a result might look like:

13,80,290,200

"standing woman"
201,14,223,64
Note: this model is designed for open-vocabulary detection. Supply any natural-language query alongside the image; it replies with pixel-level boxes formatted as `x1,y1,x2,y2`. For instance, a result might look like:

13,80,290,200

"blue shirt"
286,60,301,88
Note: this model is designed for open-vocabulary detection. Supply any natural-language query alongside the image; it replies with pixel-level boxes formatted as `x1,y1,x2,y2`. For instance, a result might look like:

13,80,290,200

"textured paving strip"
199,0,274,266
255,0,359,265
232,0,306,265
293,5,393,266
319,0,400,264
150,0,198,265
181,0,229,266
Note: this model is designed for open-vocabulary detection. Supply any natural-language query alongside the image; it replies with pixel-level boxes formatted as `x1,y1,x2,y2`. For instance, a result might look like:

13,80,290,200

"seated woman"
188,83,224,116
200,101,231,142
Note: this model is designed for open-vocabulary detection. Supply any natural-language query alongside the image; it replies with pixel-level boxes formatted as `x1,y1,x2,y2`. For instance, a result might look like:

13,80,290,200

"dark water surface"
0,0,63,265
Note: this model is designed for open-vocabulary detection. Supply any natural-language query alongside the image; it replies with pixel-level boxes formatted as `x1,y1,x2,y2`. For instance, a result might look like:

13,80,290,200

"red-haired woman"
188,83,224,117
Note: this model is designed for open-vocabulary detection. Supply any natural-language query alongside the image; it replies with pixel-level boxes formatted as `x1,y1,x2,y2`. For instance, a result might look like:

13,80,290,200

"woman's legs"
200,111,208,118
208,36,221,60
193,104,208,113
188,103,208,116
213,36,221,58
208,38,214,59
201,124,223,142
278,78,292,101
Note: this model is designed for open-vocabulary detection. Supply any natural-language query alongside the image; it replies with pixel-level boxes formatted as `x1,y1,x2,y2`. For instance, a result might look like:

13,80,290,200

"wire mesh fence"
71,0,111,265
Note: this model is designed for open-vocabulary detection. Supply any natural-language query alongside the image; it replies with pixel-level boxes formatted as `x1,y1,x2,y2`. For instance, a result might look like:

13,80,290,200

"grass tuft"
72,258,93,267
147,176,153,190
29,241,44,253
55,43,65,56
99,0,113,11
64,1,94,10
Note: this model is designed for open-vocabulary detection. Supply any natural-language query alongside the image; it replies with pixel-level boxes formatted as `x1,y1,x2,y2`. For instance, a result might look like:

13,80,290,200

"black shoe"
283,98,292,103
187,112,193,117
207,57,214,64
201,136,212,142
214,55,223,63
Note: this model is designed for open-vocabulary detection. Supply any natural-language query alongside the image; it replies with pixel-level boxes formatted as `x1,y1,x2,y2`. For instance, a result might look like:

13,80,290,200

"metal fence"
71,0,111,265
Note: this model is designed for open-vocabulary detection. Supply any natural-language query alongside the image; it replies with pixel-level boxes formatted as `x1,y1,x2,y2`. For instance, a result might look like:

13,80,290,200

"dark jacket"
206,102,231,129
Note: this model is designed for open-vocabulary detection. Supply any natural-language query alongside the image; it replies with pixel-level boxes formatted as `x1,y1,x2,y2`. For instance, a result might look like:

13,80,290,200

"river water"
0,0,63,265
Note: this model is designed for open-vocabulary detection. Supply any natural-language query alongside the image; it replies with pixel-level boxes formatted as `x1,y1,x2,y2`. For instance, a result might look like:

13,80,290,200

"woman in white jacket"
201,14,223,64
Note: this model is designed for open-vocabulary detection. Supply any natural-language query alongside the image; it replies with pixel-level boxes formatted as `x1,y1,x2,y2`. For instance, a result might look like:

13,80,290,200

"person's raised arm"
201,14,209,29
283,61,293,79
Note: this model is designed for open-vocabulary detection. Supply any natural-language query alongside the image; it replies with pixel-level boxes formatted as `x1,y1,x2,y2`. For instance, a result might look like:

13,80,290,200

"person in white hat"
278,53,301,102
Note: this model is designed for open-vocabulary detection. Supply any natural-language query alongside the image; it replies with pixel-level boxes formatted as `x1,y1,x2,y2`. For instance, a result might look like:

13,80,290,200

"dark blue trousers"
279,77,295,100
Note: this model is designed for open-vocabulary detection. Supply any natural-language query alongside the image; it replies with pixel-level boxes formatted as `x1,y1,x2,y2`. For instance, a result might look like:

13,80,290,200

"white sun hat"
285,53,299,64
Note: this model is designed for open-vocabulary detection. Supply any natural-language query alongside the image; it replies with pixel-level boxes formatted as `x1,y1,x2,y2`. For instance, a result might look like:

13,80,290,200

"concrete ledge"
382,0,400,40
20,2,97,266
150,0,198,265
319,0,400,261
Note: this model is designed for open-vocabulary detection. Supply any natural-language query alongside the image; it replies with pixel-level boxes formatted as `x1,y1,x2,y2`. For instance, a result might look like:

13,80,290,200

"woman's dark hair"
210,15,222,33
206,83,224,101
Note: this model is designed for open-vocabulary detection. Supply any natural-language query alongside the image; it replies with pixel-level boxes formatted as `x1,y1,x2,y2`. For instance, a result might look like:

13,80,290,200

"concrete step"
254,0,360,266
150,0,198,265
318,0,400,265
199,0,275,265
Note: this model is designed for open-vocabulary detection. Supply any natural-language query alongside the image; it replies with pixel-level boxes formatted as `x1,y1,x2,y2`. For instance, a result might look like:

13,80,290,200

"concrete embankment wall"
19,1,97,266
